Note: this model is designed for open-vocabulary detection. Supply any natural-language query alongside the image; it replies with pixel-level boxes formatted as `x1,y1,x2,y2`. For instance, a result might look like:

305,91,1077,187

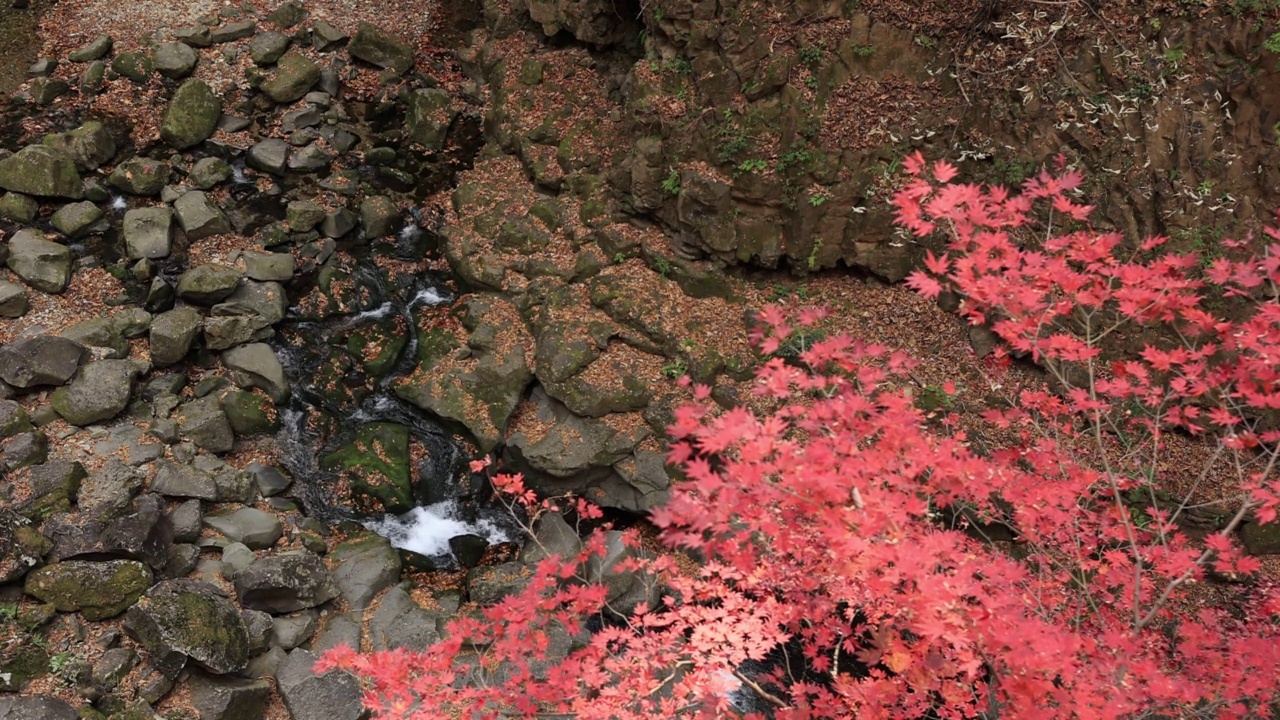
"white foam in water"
347,302,394,323
409,287,447,307
365,500,511,558
399,224,423,242
110,195,127,212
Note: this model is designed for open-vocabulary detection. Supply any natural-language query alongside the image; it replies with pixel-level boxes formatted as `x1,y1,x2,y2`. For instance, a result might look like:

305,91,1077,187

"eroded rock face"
124,579,251,676
24,559,153,620
234,552,338,613
0,335,86,388
0,144,82,198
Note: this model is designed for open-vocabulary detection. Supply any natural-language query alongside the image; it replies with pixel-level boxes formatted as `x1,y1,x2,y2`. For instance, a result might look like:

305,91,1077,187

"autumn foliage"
320,156,1280,719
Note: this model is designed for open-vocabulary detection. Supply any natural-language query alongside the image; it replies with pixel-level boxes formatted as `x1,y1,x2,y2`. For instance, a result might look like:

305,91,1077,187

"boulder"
329,533,401,610
111,51,153,82
153,42,198,79
242,250,294,281
123,579,251,676
286,200,325,230
366,587,442,651
174,190,232,240
5,228,72,292
0,145,82,198
151,460,219,500
310,21,348,51
50,359,145,426
210,20,257,43
0,696,78,720
0,280,29,317
286,143,331,173
68,35,113,62
149,305,202,366
270,610,318,650
0,509,49,582
108,157,170,196
203,507,283,550
246,138,289,176
177,263,242,304
190,157,232,189
59,316,129,358
0,334,85,387
347,22,414,74
276,649,367,720
0,192,38,222
188,672,271,720
249,31,291,65
161,78,221,149
467,561,531,606
41,121,116,171
177,395,235,453
24,559,152,620
49,200,103,238
261,51,319,103
321,422,413,514
222,343,289,402
234,552,338,612
123,207,174,259
0,400,31,438
320,207,356,238
405,89,456,150
359,195,399,237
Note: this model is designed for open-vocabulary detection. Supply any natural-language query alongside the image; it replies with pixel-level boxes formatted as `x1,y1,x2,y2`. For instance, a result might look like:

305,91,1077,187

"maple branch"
733,670,789,709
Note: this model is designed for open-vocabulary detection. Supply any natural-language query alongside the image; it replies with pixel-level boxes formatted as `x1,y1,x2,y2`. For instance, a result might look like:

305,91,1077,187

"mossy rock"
321,422,414,514
24,560,152,620
160,79,221,149
347,315,409,378
123,579,250,676
0,637,49,692
220,389,279,435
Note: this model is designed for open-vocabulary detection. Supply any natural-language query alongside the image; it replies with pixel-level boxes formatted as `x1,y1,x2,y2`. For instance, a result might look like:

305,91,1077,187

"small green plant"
804,75,819,90
49,652,72,675
778,145,815,173
916,384,956,414
851,44,875,57
662,358,688,378
1162,47,1186,64
1196,179,1214,194
663,56,693,75
737,158,768,174
914,34,936,49
808,192,830,207
1264,31,1280,55
806,238,824,270
614,252,626,264
653,255,672,277
799,43,825,66
0,603,16,622
661,168,681,195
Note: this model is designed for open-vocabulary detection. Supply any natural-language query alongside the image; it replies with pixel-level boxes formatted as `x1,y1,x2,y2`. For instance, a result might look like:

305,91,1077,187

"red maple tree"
320,155,1280,718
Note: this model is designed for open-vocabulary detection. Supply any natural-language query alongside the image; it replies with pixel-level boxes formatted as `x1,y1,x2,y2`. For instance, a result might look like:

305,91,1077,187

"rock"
329,533,401,610
168,500,203,542
174,190,232,240
310,21,348,51
276,649,366,720
0,509,49,582
405,89,455,150
220,543,257,578
178,263,242,304
235,552,337,613
24,559,152,620
28,76,68,105
449,534,488,569
124,579,251,676
506,386,642,479
0,145,82,199
49,200,103,238
161,78,221,149
321,423,413,514
177,395,235,453
366,587,441,651
60,317,129,358
268,2,307,28
188,672,270,720
270,610,318,650
0,399,32,438
241,608,273,654
221,390,278,435
241,250,294,281
1,431,47,470
70,459,145,520
247,463,292,497
287,143,331,173
90,647,139,696
0,192,38,222
149,305,202,366
222,343,289,402
585,530,658,616
0,334,85,387
347,22,414,74
173,25,212,48
0,280,30,317
0,696,78,720
286,200,325,230
50,359,144,426
467,561,531,606
310,611,361,654
189,157,232,189
249,31,290,65
5,228,72,293
261,51,320,103
151,459,218,500
246,138,289,175
80,60,106,95
18,459,85,521
123,207,174,259
320,207,356,238
203,508,282,550
68,35,113,62
111,51,153,82
153,42,198,79
41,121,116,172
210,20,256,43
108,157,170,196
359,195,399,238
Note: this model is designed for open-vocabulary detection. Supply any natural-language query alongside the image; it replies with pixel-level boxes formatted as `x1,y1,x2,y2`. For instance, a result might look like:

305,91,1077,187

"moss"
220,389,279,435
347,317,410,378
321,422,414,514
416,326,461,368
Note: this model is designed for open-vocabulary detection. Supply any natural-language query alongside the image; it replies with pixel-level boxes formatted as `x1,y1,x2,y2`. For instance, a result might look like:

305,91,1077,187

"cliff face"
467,0,1280,277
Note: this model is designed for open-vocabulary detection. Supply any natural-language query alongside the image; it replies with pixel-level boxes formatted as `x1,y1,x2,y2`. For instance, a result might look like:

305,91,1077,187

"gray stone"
0,695,77,720
359,195,398,238
261,51,319,103
215,280,286,324
113,51,153,82
178,263,242,304
286,200,325,230
246,138,289,176
467,561,531,606
60,316,128,358
520,511,582,566
329,533,401,610
0,144,82,198
169,500,203,543
152,459,218,500
80,60,106,95
220,542,258,578
190,157,232,190
276,649,367,720
5,228,72,292
153,42,198,79
91,647,139,694
166,543,202,578
405,89,455,150
0,400,31,438
222,343,289,402
287,143,331,172
245,646,286,679
320,207,356,238
310,611,361,654
123,207,173,259
189,672,270,720
123,579,251,676
268,2,307,28
204,507,282,550
235,552,338,613
161,79,221,149
249,31,290,64
42,121,116,172
0,509,48,583
247,462,292,497
28,76,68,105
0,334,85,388
24,559,152,620
27,57,56,77
204,315,270,350
310,21,348,51
585,530,658,616
270,610,318,650
0,280,29,317
68,35,113,62
51,359,145,426
366,587,442,652
174,190,232,240
149,305,202,366
347,22,414,74
178,395,235,453
49,200,103,238
108,157,170,196
242,250,294,281
1,430,47,471
174,25,213,48
241,608,273,654
0,192,38,222
210,20,257,43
